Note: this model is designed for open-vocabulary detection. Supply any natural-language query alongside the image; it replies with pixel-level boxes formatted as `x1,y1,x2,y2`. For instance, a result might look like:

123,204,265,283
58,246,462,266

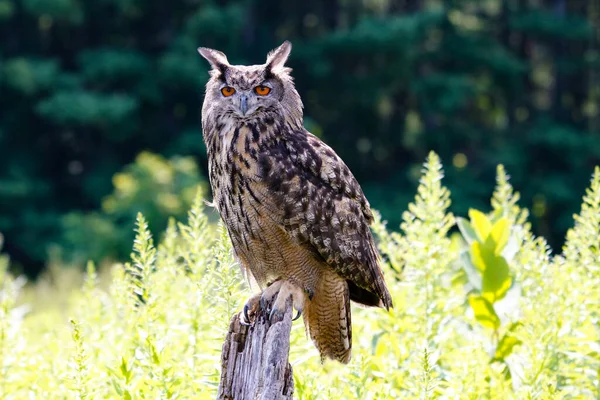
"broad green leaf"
482,255,512,303
457,217,478,244
468,294,501,330
470,242,486,272
460,250,482,290
471,241,513,303
493,334,522,361
490,217,510,255
468,209,492,242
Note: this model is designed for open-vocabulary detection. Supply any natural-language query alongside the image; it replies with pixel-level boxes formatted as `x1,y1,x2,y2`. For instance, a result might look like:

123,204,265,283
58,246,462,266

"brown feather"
199,42,393,363
259,129,393,310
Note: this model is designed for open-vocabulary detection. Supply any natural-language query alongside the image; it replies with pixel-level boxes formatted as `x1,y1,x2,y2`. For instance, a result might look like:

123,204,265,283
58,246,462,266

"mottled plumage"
198,41,392,363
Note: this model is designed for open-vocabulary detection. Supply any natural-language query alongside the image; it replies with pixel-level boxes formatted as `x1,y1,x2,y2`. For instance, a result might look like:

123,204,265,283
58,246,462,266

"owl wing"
259,130,392,309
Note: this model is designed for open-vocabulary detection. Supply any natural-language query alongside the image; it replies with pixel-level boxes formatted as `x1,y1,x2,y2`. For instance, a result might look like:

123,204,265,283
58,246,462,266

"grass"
0,152,598,399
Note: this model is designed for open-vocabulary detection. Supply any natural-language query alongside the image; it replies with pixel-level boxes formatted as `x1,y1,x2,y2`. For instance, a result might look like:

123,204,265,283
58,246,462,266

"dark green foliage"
0,0,597,275
57,152,205,266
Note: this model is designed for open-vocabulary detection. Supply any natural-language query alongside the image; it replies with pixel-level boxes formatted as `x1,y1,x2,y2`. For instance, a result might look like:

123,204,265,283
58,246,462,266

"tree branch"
218,298,295,400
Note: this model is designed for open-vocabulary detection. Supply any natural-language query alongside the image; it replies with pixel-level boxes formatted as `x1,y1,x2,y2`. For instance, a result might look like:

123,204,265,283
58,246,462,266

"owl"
198,41,392,363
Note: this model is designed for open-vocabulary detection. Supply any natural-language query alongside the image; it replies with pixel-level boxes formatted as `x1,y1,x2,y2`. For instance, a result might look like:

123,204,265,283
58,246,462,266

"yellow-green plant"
0,154,598,399
457,208,522,378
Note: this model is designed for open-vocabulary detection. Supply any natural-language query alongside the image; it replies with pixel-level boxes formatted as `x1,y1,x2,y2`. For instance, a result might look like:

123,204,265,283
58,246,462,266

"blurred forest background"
0,0,598,277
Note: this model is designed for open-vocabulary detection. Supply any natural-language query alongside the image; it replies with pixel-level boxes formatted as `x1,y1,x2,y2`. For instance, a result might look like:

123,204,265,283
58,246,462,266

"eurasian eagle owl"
198,41,392,363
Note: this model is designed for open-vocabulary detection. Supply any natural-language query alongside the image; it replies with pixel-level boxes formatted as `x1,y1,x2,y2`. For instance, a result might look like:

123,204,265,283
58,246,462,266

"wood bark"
217,298,295,400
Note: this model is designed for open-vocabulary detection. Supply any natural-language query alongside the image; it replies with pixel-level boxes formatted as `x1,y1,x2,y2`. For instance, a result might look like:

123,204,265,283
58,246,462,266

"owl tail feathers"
378,281,394,311
303,272,352,364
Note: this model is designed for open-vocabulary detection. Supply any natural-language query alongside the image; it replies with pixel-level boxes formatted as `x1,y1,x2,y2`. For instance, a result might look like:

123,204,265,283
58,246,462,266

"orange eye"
221,87,236,97
254,85,271,96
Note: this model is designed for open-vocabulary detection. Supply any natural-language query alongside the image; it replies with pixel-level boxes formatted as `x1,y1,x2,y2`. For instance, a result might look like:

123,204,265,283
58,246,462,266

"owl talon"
260,280,306,323
241,304,252,326
292,309,302,321
240,293,261,326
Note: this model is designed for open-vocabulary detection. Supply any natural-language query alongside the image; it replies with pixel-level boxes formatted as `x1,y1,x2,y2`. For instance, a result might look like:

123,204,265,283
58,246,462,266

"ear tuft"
266,41,292,73
197,47,229,73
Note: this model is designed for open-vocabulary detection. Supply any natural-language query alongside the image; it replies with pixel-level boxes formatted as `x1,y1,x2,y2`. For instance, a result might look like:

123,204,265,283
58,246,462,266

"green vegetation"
1,0,598,274
58,152,206,266
1,155,597,398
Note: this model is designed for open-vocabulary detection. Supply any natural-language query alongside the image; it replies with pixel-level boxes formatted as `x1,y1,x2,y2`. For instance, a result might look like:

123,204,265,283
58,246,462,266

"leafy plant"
457,205,522,376
57,151,206,265
0,155,598,398
2,0,598,274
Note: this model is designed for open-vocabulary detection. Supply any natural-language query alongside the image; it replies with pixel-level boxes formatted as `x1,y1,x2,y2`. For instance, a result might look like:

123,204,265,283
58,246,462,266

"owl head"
198,41,302,128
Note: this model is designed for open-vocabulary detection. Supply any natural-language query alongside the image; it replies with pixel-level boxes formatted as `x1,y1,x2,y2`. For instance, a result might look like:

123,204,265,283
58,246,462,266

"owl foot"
261,280,306,323
239,281,307,325
240,293,261,326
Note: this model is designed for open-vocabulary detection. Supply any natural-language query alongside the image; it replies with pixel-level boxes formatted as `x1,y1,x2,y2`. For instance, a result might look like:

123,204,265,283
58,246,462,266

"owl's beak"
240,95,249,115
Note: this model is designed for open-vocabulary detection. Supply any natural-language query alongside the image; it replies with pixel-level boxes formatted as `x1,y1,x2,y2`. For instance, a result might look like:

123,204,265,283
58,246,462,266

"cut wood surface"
218,298,295,400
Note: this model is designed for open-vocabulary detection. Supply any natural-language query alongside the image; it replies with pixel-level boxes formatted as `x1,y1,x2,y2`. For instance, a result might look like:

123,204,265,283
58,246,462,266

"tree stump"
217,297,295,399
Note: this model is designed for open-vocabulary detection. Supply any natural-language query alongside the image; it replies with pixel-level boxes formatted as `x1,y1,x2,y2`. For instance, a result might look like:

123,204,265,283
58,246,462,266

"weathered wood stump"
217,298,295,399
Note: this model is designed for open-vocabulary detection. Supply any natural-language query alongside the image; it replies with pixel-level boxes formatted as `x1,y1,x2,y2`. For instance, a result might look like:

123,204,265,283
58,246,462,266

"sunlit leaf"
490,217,510,255
457,217,478,244
469,209,492,242
470,242,486,272
470,240,513,303
120,357,130,381
468,294,501,330
493,334,522,361
482,255,512,303
460,250,482,290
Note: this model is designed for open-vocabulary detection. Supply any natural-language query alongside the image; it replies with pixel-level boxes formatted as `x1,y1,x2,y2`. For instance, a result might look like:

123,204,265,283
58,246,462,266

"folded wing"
259,130,392,309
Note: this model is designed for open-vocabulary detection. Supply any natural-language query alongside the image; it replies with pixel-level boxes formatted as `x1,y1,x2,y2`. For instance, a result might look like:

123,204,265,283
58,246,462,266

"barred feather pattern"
200,42,392,363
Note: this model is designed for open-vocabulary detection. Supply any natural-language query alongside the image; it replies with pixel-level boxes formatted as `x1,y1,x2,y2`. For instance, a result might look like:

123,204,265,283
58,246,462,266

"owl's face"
198,42,302,128
206,65,286,120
